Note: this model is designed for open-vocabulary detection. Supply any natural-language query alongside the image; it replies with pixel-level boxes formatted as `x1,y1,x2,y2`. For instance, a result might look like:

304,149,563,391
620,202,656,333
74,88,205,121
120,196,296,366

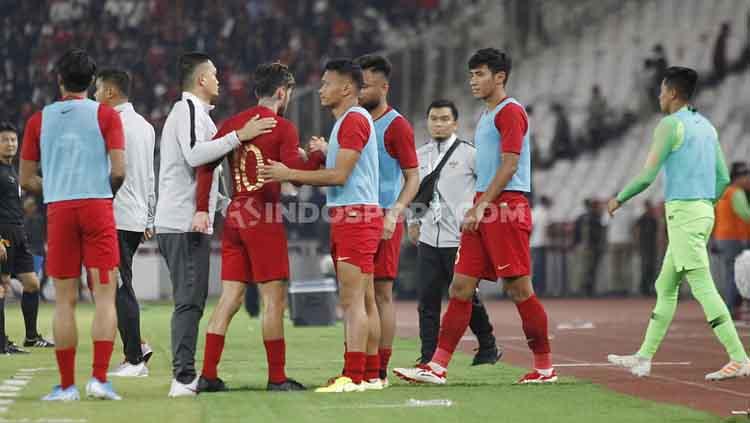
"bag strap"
431,139,461,176
186,99,197,148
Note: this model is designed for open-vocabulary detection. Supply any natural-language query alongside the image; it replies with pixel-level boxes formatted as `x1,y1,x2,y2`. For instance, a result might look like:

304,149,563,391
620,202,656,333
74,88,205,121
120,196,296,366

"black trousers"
157,232,211,383
416,242,496,361
116,230,145,365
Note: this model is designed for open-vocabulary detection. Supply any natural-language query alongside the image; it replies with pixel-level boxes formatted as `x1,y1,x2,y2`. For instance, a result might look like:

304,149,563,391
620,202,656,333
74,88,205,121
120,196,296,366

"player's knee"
263,295,286,316
22,274,40,292
339,291,363,312
448,282,474,300
57,292,77,308
504,285,529,303
374,286,392,305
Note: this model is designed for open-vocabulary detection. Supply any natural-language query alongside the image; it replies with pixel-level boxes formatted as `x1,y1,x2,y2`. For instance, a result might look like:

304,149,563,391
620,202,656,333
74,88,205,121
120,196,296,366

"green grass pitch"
0,302,732,422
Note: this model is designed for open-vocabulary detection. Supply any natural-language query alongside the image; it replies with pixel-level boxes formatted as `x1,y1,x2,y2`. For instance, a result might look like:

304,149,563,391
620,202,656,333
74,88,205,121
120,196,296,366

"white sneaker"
168,377,198,397
607,354,651,377
705,360,750,381
361,378,384,391
393,364,447,385
381,378,389,389
85,378,122,400
108,361,149,378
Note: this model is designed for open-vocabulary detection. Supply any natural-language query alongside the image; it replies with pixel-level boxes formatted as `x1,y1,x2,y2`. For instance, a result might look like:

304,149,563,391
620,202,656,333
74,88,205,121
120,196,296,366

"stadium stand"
0,0,476,132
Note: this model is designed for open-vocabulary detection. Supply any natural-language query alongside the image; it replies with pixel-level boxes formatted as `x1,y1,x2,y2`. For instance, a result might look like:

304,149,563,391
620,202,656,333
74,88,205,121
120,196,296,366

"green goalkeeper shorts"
664,200,715,272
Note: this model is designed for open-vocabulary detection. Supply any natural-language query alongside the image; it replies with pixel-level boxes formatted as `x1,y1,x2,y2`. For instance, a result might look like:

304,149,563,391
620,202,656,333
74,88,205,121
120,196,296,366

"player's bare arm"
260,148,360,187
383,167,419,240
19,159,43,195
462,152,519,232
308,136,328,155
109,148,126,196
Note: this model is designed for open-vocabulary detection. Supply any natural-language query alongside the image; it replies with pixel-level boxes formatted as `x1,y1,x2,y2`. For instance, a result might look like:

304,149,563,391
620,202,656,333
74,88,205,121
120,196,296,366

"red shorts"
46,199,119,280
221,220,289,283
454,192,532,280
329,205,383,274
374,220,404,280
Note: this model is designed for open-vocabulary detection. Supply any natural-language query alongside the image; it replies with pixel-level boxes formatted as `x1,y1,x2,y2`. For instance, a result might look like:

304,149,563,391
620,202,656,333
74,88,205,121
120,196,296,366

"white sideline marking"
320,399,454,409
556,321,595,330
0,371,37,415
554,362,691,368
0,420,87,423
3,381,28,387
503,343,750,399
17,368,53,373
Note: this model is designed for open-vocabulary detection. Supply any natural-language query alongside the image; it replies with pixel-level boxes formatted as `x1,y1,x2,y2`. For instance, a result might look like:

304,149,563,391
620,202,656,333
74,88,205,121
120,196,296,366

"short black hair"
0,121,17,134
468,48,512,85
179,52,212,89
426,99,458,120
97,68,131,98
731,161,750,180
662,66,698,100
254,62,295,98
56,48,97,92
324,59,363,90
355,54,392,79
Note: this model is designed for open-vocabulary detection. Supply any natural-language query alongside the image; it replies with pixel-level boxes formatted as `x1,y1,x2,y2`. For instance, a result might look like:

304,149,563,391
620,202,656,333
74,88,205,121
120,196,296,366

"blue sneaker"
85,378,122,400
41,385,80,401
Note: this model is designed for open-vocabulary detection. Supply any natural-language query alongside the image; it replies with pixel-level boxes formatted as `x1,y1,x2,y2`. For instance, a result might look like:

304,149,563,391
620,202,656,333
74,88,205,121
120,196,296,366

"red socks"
264,339,287,384
515,295,552,369
201,333,225,380
364,354,380,381
55,348,76,389
378,348,392,380
343,352,365,384
432,298,472,368
92,341,114,383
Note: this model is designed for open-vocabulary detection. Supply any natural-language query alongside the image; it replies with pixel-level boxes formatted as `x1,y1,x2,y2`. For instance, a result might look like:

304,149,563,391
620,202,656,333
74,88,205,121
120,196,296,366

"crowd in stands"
0,0,458,134
535,10,750,168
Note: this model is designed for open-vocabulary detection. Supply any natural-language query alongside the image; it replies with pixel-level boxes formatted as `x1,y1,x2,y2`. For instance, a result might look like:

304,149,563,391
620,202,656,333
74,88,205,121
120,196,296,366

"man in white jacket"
94,68,155,378
154,52,275,397
407,99,498,366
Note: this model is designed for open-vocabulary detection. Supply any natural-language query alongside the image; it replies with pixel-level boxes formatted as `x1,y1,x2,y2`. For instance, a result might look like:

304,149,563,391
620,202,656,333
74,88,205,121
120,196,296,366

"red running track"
394,298,750,417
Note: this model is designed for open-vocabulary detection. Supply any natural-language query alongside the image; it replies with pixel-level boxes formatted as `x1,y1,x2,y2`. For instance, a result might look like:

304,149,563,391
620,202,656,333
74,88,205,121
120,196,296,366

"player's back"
663,109,718,201
218,105,296,205
38,98,114,203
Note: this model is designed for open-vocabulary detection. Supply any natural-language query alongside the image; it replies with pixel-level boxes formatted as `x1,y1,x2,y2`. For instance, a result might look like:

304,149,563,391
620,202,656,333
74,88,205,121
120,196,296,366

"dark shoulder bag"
410,140,462,219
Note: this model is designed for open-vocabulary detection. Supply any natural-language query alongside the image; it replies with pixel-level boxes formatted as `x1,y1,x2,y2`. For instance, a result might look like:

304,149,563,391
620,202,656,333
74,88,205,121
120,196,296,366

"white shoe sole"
517,376,558,384
86,388,122,400
108,370,149,378
607,355,650,377
392,369,446,385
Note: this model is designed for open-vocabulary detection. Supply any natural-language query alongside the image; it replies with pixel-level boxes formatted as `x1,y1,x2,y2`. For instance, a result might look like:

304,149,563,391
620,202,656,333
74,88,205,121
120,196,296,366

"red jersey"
196,105,324,211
